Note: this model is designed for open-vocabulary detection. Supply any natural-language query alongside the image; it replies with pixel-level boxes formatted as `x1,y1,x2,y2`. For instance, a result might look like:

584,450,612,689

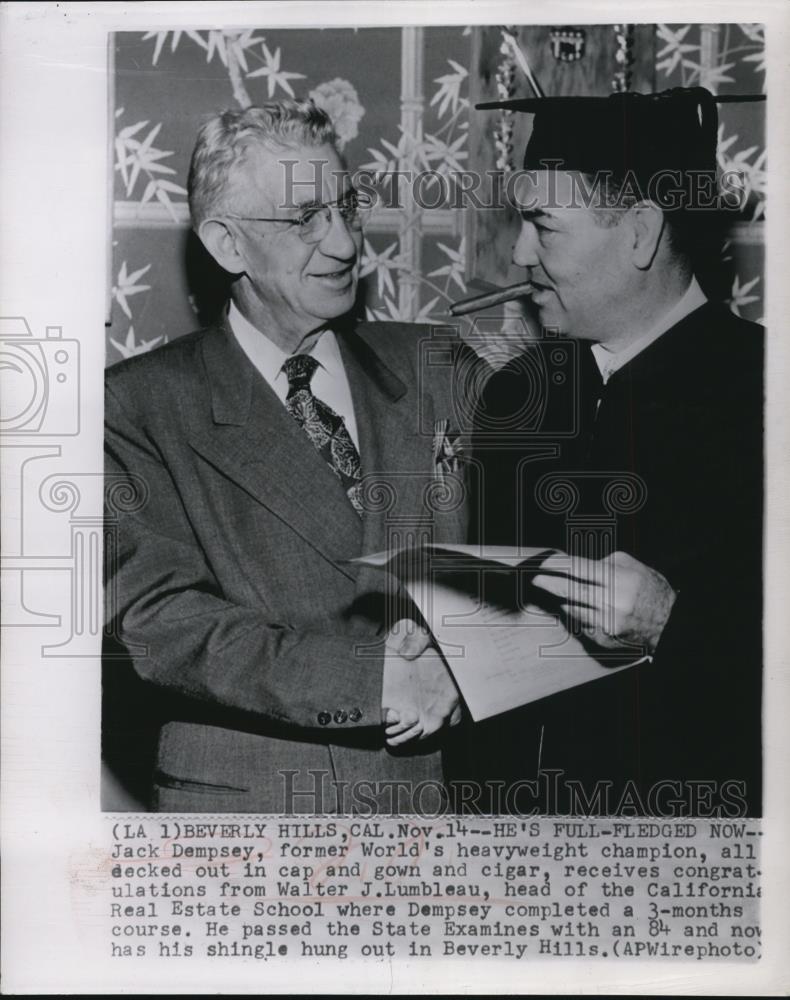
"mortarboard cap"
477,88,765,210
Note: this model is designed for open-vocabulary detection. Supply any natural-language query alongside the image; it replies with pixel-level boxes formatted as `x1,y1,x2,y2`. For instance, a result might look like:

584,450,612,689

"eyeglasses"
225,190,374,244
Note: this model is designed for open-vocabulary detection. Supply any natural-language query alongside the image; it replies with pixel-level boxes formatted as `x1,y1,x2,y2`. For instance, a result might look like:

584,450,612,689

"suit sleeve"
104,380,385,732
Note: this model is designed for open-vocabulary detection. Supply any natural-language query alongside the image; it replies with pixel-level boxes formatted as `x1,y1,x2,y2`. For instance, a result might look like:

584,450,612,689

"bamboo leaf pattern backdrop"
109,25,765,362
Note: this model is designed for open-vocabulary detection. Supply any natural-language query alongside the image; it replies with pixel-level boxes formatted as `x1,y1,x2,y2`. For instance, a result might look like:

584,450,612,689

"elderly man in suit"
104,101,468,813
465,88,763,816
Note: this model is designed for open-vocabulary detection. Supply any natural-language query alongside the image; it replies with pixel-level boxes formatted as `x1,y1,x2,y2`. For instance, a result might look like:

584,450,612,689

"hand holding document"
358,544,653,722
531,550,677,655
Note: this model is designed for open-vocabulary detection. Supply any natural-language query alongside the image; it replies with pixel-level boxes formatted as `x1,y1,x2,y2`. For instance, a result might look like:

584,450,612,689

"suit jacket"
461,301,763,815
103,316,471,813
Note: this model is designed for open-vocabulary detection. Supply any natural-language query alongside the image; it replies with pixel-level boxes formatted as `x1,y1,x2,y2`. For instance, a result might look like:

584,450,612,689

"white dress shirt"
228,301,360,451
591,277,707,384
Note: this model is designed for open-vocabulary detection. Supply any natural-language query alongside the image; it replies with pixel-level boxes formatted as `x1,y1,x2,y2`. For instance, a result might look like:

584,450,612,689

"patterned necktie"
282,353,363,516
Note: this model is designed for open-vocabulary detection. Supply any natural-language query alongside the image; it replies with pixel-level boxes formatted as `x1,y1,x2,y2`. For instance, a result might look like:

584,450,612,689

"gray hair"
187,100,337,229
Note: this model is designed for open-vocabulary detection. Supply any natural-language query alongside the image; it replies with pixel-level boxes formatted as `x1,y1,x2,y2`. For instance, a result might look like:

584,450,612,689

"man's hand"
386,617,432,660
380,618,430,739
385,648,462,747
381,619,461,747
381,648,420,732
531,551,677,654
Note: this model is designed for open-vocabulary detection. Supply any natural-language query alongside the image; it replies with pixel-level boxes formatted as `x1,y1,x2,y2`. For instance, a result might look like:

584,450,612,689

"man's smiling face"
226,141,361,347
512,170,634,343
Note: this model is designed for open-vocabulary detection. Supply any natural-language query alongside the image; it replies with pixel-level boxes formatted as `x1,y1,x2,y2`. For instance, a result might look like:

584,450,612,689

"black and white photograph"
1,2,788,994
102,22,765,818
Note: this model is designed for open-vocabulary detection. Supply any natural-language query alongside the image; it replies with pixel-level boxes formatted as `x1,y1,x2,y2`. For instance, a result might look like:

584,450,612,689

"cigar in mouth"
449,281,534,316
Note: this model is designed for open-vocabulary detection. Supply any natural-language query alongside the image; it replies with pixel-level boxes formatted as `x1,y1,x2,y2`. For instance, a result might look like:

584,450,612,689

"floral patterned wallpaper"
109,24,765,364
657,24,765,320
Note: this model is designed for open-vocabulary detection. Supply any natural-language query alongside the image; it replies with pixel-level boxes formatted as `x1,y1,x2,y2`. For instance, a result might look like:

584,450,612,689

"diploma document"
357,543,649,721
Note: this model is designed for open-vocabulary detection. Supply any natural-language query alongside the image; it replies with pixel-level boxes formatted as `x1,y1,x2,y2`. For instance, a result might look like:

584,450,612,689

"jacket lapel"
186,321,362,578
185,319,462,586
338,327,460,566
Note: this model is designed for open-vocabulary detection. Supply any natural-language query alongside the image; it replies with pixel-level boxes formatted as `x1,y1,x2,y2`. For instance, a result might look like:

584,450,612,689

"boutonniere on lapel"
432,418,464,484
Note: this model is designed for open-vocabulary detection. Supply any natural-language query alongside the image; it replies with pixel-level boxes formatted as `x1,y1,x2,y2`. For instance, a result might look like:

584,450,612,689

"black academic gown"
457,301,763,816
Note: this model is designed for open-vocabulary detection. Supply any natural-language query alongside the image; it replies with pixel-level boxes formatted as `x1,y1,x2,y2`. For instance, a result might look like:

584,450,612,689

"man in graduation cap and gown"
462,87,763,816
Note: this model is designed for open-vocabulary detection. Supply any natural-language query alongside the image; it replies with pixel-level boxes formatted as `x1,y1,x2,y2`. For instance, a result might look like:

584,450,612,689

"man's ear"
628,201,665,270
198,219,246,275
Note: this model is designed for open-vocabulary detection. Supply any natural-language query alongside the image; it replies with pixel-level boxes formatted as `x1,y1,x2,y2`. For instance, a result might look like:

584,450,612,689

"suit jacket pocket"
152,720,336,813
152,770,249,794
155,721,257,793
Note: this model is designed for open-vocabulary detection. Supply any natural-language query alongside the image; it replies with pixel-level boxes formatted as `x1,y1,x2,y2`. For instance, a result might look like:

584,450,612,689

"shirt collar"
591,276,707,383
227,300,341,384
306,324,343,379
